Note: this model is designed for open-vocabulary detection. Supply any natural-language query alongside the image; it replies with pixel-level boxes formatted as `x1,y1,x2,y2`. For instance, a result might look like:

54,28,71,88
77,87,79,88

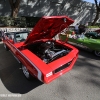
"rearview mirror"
16,35,20,38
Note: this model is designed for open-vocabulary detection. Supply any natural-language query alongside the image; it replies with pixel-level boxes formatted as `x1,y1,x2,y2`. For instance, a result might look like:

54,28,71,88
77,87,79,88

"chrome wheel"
22,65,30,79
94,51,100,57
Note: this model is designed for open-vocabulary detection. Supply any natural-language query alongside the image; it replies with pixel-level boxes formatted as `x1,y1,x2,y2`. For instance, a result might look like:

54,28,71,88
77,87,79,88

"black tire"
22,64,32,80
94,50,100,57
4,43,9,51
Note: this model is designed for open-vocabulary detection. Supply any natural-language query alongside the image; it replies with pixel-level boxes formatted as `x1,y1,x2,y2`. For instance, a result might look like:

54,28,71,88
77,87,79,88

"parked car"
2,16,79,84
59,30,100,57
95,29,100,33
85,31,100,39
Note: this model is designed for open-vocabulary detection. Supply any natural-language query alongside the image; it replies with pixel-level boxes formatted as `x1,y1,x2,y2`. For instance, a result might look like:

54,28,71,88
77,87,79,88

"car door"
82,38,100,51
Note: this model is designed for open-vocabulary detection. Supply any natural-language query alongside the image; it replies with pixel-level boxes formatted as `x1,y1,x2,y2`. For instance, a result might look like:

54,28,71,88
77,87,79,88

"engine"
39,41,71,63
27,40,72,64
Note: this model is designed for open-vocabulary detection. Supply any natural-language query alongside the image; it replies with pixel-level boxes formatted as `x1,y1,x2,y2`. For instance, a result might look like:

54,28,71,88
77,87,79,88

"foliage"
0,16,26,27
88,26,100,28
0,16,41,28
24,16,41,27
92,0,100,25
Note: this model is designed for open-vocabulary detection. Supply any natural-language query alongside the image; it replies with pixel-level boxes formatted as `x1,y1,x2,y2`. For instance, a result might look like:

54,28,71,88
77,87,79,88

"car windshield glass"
15,32,29,42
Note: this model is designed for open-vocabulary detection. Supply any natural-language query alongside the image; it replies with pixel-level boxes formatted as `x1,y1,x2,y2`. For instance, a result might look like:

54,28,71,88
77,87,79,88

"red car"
3,16,78,84
95,29,100,33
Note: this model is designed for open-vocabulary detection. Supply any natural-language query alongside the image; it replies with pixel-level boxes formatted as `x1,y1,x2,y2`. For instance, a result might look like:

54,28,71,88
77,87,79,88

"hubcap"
22,65,30,78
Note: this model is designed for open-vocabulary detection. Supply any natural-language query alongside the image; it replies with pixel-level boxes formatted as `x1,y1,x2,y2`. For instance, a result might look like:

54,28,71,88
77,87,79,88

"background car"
59,30,100,57
85,31,100,39
2,16,79,84
95,29,100,33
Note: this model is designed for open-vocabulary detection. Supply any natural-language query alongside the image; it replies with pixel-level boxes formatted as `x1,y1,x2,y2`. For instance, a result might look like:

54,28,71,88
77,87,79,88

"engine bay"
26,40,72,64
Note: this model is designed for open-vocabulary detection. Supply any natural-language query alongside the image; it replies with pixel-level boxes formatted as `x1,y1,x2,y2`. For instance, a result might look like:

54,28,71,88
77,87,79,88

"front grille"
54,60,73,73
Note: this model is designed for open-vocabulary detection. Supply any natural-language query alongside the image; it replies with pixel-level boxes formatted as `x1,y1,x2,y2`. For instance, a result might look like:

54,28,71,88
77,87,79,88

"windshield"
15,32,29,42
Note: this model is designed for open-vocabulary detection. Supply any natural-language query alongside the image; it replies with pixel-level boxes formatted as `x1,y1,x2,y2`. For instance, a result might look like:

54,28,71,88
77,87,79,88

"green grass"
87,26,100,28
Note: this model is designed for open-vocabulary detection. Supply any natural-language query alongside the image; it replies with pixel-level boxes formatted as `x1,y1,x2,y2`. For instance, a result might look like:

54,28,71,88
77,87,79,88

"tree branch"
15,0,21,8
94,0,98,8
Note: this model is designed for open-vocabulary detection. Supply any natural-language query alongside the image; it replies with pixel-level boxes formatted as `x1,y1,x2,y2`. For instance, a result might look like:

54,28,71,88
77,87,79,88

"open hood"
24,16,74,44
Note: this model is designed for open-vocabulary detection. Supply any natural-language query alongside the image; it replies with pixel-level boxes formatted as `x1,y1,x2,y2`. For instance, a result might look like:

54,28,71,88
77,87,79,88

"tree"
9,0,21,18
92,0,100,25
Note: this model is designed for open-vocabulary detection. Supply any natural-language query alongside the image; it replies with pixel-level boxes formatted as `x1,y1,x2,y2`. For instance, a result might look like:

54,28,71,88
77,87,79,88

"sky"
83,0,95,3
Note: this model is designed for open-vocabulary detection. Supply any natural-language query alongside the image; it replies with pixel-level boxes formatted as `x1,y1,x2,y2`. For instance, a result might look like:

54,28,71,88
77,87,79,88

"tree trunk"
9,0,21,18
91,0,100,25
11,6,19,18
91,8,100,25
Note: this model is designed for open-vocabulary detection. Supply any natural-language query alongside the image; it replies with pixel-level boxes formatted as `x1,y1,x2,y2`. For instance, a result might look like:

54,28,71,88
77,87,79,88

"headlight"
46,72,53,77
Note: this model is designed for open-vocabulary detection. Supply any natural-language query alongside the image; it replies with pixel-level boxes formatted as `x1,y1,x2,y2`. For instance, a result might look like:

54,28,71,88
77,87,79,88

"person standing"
79,24,86,34
74,23,79,34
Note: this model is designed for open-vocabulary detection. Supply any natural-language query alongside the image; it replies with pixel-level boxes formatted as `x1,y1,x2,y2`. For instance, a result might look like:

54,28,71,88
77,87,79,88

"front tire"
22,65,31,80
94,50,100,57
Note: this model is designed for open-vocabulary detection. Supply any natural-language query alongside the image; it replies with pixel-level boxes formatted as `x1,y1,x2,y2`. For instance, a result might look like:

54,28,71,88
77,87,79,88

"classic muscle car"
3,16,79,84
59,30,100,57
